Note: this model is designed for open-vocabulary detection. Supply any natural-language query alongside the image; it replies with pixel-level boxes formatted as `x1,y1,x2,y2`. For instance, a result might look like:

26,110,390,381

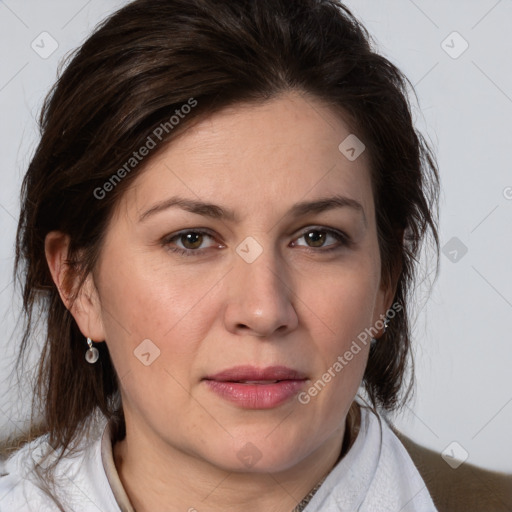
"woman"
0,0,440,510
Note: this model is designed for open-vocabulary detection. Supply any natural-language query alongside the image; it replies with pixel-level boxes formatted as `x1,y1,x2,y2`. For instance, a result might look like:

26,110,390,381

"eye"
291,227,349,251
163,229,222,256
177,231,208,250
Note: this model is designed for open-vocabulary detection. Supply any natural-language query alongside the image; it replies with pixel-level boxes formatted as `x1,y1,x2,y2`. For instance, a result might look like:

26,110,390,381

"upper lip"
203,365,308,382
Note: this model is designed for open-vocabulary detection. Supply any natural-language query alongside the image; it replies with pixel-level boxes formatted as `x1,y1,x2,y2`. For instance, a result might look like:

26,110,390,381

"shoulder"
303,403,439,512
365,408,439,511
395,429,512,512
0,435,58,511
0,421,121,512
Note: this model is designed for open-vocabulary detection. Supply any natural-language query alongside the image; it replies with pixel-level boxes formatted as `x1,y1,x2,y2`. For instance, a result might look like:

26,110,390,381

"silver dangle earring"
85,337,99,364
371,315,390,346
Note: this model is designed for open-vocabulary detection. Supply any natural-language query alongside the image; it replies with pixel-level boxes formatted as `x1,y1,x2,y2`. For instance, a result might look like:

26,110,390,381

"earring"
85,337,99,364
371,315,391,346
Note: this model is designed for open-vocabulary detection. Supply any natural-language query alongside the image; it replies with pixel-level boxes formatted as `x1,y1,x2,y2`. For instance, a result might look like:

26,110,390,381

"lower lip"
204,380,306,409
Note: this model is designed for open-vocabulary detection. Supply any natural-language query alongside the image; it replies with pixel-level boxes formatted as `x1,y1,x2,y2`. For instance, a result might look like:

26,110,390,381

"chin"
207,435,310,474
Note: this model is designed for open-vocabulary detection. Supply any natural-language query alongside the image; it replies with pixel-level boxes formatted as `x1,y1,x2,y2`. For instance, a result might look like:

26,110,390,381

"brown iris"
305,230,326,247
180,232,204,249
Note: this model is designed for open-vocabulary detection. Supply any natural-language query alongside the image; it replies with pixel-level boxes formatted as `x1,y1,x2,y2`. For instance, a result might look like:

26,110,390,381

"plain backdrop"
0,0,511,472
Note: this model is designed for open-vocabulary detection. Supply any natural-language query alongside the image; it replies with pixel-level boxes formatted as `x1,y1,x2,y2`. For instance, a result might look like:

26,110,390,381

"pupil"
182,232,203,249
307,230,325,247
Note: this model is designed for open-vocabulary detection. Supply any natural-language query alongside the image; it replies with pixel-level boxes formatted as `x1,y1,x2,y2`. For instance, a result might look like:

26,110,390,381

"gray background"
0,0,511,472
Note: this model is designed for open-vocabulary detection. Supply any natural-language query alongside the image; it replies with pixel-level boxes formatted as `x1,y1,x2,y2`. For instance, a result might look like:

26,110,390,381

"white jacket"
0,404,438,511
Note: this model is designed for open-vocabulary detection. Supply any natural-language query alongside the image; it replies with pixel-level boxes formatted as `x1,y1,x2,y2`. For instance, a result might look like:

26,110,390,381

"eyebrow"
138,194,366,225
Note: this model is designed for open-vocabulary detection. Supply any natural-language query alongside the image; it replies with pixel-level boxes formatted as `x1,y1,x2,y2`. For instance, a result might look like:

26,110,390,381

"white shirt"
0,404,438,511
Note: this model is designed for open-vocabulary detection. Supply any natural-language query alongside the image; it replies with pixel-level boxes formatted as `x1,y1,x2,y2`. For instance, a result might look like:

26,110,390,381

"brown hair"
7,0,438,493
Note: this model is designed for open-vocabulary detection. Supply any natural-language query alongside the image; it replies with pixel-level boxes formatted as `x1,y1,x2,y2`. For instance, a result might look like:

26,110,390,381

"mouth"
202,365,308,409
203,365,308,382
227,380,281,384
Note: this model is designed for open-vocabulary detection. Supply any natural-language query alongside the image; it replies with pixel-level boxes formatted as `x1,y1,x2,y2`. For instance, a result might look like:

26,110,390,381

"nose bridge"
243,250,283,297
224,237,297,336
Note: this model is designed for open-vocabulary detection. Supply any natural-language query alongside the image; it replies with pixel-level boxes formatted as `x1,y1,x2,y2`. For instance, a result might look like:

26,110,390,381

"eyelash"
162,227,351,257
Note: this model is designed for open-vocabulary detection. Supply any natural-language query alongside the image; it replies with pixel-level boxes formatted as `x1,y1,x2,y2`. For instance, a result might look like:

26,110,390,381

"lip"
204,365,307,382
203,365,308,409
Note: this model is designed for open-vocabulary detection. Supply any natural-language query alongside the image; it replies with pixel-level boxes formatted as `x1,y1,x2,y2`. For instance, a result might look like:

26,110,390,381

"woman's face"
83,91,390,472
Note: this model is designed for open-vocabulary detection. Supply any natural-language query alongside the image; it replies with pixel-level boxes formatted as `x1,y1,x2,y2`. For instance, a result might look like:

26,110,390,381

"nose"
223,247,299,338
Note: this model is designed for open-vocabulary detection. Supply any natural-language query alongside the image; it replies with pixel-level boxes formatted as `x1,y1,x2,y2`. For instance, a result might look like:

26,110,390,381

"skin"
46,91,394,512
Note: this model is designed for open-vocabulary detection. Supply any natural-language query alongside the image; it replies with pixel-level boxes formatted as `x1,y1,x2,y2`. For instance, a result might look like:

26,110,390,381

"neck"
113,403,360,512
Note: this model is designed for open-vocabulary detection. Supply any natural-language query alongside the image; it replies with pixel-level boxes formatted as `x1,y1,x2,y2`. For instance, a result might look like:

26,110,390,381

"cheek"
96,260,220,426
293,280,373,444
298,254,379,388
101,248,215,330
305,257,380,337
96,248,228,380
309,284,373,381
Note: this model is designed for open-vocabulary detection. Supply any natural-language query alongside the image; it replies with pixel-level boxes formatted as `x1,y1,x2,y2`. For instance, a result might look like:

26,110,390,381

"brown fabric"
393,429,512,512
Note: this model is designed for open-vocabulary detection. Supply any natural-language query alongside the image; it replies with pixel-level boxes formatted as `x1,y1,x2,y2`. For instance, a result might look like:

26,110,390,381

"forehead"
118,91,374,224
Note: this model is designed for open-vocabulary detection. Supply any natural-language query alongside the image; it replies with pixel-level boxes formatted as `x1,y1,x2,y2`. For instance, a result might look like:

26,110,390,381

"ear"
371,281,394,337
45,231,106,342
372,231,404,337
